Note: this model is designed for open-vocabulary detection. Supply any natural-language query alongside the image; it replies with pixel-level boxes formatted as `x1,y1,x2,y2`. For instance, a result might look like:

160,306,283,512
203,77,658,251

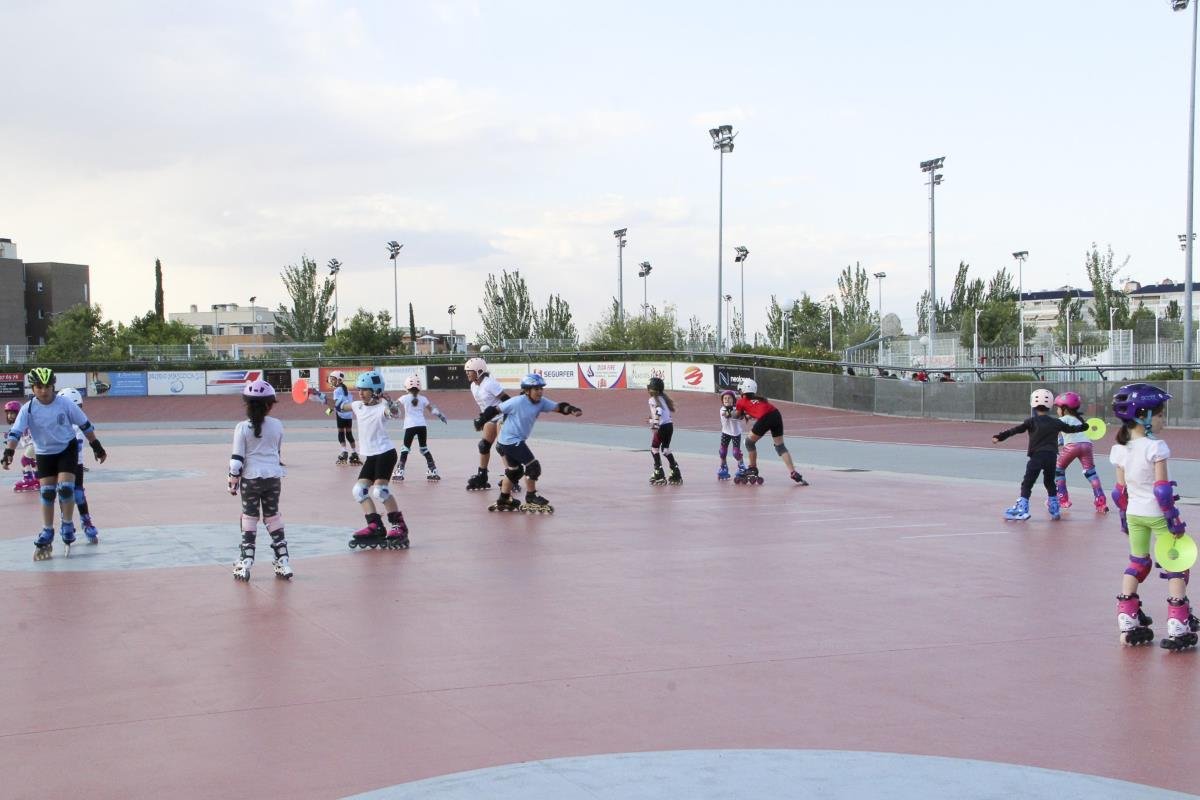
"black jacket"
995,415,1088,456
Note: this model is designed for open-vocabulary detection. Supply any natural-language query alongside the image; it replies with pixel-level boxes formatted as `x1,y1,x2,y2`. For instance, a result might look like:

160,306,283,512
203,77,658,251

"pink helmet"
243,379,276,399
4,400,20,413
1054,391,1081,411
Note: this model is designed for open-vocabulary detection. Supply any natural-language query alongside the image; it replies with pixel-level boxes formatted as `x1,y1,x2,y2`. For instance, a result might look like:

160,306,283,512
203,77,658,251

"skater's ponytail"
245,396,275,438
660,390,675,413
1115,419,1137,446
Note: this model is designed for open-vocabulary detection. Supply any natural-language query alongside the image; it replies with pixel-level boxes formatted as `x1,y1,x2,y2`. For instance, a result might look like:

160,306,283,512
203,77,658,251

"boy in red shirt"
733,379,808,486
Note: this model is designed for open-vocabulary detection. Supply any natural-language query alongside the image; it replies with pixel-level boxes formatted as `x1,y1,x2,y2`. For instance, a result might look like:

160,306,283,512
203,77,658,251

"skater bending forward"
734,379,807,485
992,389,1086,521
488,373,582,514
465,357,512,491
1108,383,1199,650
335,370,409,549
2,368,107,561
228,379,292,581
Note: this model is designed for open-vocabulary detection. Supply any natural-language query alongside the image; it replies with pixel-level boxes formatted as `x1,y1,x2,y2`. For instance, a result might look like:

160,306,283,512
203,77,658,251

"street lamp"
637,262,652,318
1180,233,1197,250
783,300,795,350
724,294,734,344
920,156,945,342
828,303,835,351
386,241,403,332
734,246,749,344
249,296,257,336
1157,300,1163,364
211,303,219,342
327,258,341,334
613,228,627,324
873,271,887,364
973,307,983,368
1012,251,1028,360
1174,0,1198,377
448,305,457,353
710,124,737,352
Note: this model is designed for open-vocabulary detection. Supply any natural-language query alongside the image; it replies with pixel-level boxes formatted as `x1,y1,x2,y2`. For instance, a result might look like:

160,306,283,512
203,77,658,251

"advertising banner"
714,364,754,393
379,365,427,392
206,369,265,395
148,371,206,396
426,363,469,391
317,366,373,393
89,371,148,397
488,362,528,391
576,361,628,389
626,362,670,391
0,371,24,397
529,362,577,389
671,362,714,393
24,371,88,393
263,369,292,392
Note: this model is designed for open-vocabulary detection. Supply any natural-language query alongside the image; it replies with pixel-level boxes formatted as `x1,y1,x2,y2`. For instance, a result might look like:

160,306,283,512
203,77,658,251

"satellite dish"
881,313,903,338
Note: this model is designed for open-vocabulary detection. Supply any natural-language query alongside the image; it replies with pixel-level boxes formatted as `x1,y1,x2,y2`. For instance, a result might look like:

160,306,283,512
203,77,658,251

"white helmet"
465,357,487,374
739,378,758,395
58,387,83,407
404,374,421,390
328,370,345,386
1030,389,1054,409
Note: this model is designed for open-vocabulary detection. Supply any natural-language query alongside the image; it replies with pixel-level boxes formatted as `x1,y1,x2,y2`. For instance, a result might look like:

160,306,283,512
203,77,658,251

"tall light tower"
724,294,734,344
710,124,737,352
613,228,628,324
873,271,887,364
734,246,749,345
637,262,652,317
448,305,457,353
327,258,342,335
920,157,945,344
1012,251,1028,360
1174,0,1198,377
386,241,403,332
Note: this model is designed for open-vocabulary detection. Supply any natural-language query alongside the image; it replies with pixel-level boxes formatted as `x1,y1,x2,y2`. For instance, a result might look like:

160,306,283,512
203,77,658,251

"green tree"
533,293,577,341
477,269,534,349
38,304,122,362
583,300,679,350
683,315,716,349
764,295,784,346
834,262,874,346
154,258,164,322
408,302,417,349
1084,244,1131,331
324,309,400,356
115,311,206,348
275,255,335,342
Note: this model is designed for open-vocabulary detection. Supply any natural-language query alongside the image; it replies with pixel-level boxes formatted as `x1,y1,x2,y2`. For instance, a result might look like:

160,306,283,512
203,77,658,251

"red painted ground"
1,402,1197,798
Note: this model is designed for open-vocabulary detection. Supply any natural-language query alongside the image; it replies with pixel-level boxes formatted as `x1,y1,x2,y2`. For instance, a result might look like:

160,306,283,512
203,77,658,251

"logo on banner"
209,370,262,387
683,366,704,386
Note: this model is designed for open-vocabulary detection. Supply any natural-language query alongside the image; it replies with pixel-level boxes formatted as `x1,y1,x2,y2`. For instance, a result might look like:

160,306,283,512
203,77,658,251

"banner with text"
380,365,427,392
530,362,578,389
714,364,754,393
148,371,207,396
0,371,25,397
576,362,627,389
626,362,670,390
89,371,148,397
426,364,469,391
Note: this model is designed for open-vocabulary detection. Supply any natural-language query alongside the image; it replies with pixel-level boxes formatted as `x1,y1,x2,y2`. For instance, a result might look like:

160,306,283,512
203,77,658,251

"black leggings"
1020,451,1057,498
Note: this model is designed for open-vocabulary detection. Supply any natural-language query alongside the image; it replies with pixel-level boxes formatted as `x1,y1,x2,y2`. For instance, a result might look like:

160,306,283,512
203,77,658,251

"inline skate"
1047,496,1061,521
790,471,809,486
335,452,349,466
348,520,387,549
1117,593,1155,646
488,494,522,512
392,467,405,482
734,466,763,485
273,556,294,579
734,462,748,481
667,467,683,486
385,512,410,549
1003,497,1030,521
348,452,362,466
426,467,441,482
521,492,553,514
81,514,99,544
60,521,76,558
466,469,491,491
717,463,730,481
33,527,54,561
1161,597,1200,651
233,538,255,581
649,467,667,486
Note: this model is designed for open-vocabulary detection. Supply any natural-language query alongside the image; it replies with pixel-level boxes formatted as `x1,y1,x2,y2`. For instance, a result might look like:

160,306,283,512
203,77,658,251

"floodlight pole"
710,125,736,353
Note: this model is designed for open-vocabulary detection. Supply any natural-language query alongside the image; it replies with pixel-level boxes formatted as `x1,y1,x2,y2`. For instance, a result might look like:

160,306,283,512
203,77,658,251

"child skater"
392,373,447,482
227,380,292,581
57,388,101,544
992,388,1088,521
465,357,512,491
1053,391,1108,513
487,373,582,514
1108,383,1199,650
647,377,682,485
733,379,808,485
326,371,360,466
716,389,747,481
1,368,107,560
333,370,409,549
5,399,38,492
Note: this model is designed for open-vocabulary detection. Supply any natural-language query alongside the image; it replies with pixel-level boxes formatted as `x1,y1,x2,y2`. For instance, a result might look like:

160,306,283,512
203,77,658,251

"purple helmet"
1112,383,1171,423
243,379,276,399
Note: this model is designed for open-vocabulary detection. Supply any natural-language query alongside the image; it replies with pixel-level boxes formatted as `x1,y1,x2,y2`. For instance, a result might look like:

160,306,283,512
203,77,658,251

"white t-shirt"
720,406,744,437
74,426,85,465
353,400,396,457
1060,414,1090,445
230,416,286,479
401,394,440,429
471,376,506,412
1110,437,1172,517
648,396,673,427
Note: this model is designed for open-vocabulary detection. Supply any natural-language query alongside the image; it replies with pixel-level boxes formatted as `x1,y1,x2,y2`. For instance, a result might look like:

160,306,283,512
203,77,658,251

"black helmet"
647,377,665,393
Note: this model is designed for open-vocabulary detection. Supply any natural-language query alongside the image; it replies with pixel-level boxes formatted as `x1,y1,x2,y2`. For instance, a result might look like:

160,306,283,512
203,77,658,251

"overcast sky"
2,0,1197,342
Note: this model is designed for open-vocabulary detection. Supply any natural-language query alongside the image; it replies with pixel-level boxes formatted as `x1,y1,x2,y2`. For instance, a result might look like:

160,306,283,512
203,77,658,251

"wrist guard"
474,405,500,431
1,446,13,468
1111,483,1128,512
557,402,581,415
1154,480,1187,535
90,440,106,459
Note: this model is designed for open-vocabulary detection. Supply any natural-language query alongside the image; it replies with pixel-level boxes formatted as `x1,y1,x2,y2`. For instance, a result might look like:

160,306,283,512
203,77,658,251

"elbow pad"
1154,480,1187,535
1111,484,1128,512
229,455,244,477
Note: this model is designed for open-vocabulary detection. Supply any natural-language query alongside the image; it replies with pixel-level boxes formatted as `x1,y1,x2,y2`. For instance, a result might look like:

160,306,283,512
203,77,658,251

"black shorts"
750,409,784,438
36,441,79,479
357,449,398,482
74,460,86,487
496,441,534,466
336,416,354,431
651,422,674,449
402,426,428,449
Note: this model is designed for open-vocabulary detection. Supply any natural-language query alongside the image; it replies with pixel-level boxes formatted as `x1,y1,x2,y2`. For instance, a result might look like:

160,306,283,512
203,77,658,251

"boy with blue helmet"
487,373,582,514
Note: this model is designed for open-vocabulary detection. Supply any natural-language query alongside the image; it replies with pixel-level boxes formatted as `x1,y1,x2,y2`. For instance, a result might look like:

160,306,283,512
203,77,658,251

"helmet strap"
1139,409,1156,438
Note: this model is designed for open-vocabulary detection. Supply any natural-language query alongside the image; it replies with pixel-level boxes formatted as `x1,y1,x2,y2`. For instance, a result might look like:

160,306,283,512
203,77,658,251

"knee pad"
1126,555,1153,583
504,464,524,484
352,482,370,502
1054,467,1066,481
525,459,542,481
264,514,284,533
74,486,87,506
57,481,76,502
400,446,410,456
241,514,260,532
774,443,788,456
1161,568,1191,583
718,443,729,459
478,438,493,455
419,446,430,456
40,484,56,507
370,484,391,504
745,438,757,453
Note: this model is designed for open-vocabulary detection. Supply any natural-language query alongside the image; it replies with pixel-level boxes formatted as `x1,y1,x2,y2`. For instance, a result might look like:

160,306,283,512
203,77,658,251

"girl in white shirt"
392,374,448,482
1109,383,1197,650
465,358,512,491
716,389,747,481
646,377,681,485
228,380,291,581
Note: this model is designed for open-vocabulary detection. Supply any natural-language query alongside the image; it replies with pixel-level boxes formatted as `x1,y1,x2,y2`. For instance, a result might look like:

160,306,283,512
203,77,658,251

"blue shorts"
496,441,534,466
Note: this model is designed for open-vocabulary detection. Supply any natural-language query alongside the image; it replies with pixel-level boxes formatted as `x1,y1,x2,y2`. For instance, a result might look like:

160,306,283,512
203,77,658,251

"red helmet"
1054,391,1081,411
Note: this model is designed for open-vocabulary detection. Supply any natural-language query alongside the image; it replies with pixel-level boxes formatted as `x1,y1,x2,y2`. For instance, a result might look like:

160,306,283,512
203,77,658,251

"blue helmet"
520,373,547,390
355,370,385,394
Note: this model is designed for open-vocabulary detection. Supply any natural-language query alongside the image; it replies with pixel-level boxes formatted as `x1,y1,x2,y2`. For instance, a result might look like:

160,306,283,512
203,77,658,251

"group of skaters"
992,384,1199,651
